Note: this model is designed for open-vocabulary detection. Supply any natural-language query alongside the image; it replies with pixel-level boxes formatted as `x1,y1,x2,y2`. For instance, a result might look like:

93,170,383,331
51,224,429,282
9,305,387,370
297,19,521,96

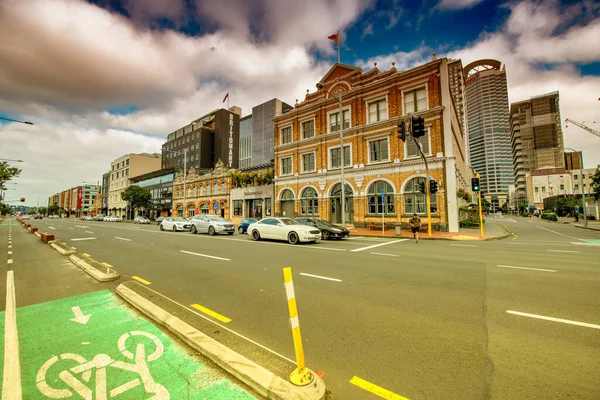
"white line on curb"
299,273,342,282
507,310,600,330
370,252,400,257
71,237,97,241
350,239,408,252
180,250,230,261
2,271,22,399
496,265,556,272
115,237,131,242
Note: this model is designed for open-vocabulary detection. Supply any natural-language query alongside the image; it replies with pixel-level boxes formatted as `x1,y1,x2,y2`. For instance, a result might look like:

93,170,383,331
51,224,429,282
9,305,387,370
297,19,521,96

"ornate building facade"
172,160,232,218
272,59,471,232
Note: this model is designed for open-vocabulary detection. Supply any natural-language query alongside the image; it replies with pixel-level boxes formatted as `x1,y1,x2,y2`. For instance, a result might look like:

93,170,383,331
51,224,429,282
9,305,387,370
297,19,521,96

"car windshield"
207,215,227,222
314,219,334,227
280,219,300,225
172,217,187,221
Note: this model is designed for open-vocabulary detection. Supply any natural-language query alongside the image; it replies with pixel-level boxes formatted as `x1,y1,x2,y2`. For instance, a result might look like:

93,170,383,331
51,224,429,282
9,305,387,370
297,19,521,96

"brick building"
272,59,471,232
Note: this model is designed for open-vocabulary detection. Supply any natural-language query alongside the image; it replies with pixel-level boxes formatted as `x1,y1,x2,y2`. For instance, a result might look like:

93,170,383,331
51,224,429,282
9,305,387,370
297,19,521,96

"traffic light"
430,180,438,194
20,197,25,202
417,181,426,193
397,120,407,142
411,115,425,138
471,177,480,192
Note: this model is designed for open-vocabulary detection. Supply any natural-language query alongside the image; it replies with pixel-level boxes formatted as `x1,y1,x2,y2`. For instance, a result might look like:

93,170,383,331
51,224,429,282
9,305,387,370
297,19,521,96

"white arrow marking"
70,306,92,325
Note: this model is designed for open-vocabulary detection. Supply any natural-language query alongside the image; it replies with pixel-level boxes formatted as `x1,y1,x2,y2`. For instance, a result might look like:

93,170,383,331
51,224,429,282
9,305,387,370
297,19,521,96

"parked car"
48,215,59,219
81,215,94,221
133,216,150,224
21,215,30,220
160,217,192,232
155,216,165,225
294,217,350,240
237,217,259,234
103,216,122,222
189,214,235,235
93,214,105,221
247,217,321,244
34,214,43,220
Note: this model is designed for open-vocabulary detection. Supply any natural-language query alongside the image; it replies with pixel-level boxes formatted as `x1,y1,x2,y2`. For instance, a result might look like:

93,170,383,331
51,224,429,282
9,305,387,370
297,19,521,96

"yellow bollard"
283,267,314,386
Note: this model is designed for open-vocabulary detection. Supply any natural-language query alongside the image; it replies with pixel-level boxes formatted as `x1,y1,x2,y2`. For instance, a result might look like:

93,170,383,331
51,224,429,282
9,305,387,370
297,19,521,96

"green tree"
591,167,600,201
0,203,10,216
121,185,151,215
481,198,491,212
38,207,47,215
0,161,21,189
47,204,61,215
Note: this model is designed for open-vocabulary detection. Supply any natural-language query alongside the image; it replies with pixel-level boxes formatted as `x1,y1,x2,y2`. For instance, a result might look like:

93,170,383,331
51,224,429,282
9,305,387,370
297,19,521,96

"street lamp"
564,148,587,226
0,117,33,125
316,81,346,226
163,147,187,218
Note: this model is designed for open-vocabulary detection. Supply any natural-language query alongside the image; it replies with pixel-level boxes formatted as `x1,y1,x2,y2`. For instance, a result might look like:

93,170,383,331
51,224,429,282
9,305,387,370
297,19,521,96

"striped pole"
283,267,314,386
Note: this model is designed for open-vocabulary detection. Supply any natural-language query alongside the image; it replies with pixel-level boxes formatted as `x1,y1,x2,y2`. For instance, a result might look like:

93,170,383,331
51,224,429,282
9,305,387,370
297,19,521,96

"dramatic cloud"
436,0,486,10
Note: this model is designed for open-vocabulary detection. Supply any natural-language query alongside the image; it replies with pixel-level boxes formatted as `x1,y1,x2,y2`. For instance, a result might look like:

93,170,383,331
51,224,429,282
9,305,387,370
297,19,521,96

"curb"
69,253,120,282
572,224,600,232
50,242,76,256
117,283,326,400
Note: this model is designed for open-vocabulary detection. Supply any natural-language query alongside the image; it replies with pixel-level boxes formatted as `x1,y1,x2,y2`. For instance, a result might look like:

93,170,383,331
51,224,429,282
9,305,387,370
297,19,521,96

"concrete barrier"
50,242,76,256
41,233,55,243
69,253,120,282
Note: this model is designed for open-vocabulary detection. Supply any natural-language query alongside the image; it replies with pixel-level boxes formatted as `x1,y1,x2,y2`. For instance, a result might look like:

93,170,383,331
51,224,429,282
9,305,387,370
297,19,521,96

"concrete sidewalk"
348,221,509,241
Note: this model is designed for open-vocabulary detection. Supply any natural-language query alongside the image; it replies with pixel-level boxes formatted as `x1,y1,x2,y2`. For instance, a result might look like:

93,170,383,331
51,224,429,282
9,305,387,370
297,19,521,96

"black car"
294,217,350,239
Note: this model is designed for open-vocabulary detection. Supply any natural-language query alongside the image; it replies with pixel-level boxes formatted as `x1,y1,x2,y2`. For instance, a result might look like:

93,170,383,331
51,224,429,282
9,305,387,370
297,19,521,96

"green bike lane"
0,220,259,399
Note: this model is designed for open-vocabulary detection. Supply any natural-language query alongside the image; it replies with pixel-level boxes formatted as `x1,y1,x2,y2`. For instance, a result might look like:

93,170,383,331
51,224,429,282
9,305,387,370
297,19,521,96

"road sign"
13,290,256,399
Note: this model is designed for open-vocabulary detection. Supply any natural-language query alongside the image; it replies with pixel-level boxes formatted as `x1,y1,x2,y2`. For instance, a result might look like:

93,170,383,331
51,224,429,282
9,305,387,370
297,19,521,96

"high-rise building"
564,151,583,170
510,91,564,203
448,59,466,137
239,115,252,169
250,99,293,169
463,59,513,211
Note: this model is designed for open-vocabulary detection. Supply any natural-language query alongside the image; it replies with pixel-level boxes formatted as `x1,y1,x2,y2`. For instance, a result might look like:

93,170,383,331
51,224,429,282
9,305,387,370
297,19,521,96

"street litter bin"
395,224,402,235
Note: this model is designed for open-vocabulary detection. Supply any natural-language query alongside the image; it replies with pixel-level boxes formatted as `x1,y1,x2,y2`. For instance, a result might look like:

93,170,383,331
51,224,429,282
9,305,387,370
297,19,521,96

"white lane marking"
536,226,586,242
114,237,131,242
85,231,94,234
48,227,56,230
571,242,600,246
350,239,408,252
7,259,13,264
3,271,22,398
507,310,600,330
299,273,342,282
308,246,347,252
71,237,97,241
7,251,12,255
140,284,296,364
496,265,556,273
8,245,11,249
547,249,580,253
180,250,230,261
69,227,74,230
450,244,477,247
370,252,400,257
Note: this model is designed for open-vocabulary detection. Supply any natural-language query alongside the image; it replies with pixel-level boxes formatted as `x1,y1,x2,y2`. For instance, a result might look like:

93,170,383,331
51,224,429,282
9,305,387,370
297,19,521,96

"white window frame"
280,156,293,176
280,124,293,145
401,83,429,115
365,95,389,124
300,151,316,174
327,143,352,170
404,127,432,160
327,107,351,134
367,135,391,164
300,118,316,140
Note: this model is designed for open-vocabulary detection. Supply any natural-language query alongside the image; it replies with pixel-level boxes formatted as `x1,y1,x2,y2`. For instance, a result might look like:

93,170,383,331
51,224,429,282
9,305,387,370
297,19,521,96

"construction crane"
565,118,600,138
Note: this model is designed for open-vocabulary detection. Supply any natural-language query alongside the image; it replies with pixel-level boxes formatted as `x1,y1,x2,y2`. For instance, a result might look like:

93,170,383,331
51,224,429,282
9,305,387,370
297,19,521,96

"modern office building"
510,91,564,204
250,99,293,169
463,59,513,211
564,151,583,170
108,153,161,218
239,115,252,169
161,107,241,173
131,168,176,219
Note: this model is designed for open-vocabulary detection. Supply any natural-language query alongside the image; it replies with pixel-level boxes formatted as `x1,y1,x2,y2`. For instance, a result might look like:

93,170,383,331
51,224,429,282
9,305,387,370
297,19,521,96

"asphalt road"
29,216,600,399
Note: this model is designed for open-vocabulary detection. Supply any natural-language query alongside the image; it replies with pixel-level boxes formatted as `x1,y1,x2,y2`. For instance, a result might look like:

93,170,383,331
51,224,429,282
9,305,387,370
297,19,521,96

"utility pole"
412,115,432,237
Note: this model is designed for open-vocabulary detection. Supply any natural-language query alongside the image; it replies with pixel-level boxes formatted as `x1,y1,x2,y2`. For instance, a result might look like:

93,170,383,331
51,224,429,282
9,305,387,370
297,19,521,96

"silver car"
189,214,235,235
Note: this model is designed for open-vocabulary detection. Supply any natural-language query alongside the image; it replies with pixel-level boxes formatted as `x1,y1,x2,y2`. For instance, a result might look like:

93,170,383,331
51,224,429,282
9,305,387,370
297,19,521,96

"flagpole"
337,30,340,64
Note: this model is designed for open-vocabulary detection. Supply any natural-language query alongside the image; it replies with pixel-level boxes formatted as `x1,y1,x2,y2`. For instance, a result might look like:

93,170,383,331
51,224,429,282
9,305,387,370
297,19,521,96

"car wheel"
228,232,234,235
208,226,215,236
288,231,299,245
159,224,164,231
173,226,177,232
238,226,244,234
322,230,330,240
191,225,197,234
251,230,260,241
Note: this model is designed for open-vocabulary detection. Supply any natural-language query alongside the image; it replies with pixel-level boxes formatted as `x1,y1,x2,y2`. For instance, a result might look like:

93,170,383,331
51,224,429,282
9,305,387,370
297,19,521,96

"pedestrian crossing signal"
397,121,407,142
471,178,480,192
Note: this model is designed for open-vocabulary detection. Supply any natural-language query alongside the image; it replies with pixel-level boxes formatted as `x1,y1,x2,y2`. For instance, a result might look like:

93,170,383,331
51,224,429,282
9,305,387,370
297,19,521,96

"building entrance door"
330,183,354,224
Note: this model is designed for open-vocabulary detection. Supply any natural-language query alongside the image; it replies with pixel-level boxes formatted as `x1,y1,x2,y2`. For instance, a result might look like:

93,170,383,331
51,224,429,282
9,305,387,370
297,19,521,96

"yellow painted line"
101,262,113,268
349,376,410,400
82,253,90,257
132,276,151,285
71,247,76,250
191,303,231,323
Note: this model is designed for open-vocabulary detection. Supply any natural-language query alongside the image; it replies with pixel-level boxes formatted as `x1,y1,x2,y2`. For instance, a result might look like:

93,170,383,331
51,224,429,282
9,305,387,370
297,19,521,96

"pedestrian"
409,213,421,243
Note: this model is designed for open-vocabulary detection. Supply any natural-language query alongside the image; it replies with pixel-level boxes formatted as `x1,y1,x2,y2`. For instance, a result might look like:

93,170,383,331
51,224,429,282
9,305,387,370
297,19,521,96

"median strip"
101,262,113,268
132,276,151,285
349,376,409,400
191,303,232,323
180,250,230,261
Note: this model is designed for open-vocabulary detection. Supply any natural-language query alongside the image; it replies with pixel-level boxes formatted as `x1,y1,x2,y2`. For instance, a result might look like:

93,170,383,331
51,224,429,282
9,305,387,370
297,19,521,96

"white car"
21,215,30,220
160,217,192,232
188,214,235,235
103,216,122,222
247,217,321,244
133,216,150,224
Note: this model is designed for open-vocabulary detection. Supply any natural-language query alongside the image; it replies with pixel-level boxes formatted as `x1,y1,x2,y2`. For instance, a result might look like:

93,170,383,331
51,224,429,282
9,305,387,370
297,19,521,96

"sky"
1,0,599,206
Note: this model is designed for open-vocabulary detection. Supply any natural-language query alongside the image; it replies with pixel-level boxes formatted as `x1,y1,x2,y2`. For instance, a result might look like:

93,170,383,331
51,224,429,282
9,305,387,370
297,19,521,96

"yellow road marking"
101,262,113,268
82,253,90,257
71,247,76,250
132,276,151,285
191,303,231,323
349,376,409,400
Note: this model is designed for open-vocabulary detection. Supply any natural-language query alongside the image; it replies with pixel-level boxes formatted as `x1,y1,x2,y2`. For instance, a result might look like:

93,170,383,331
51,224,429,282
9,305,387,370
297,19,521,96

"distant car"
93,214,105,221
103,216,122,222
189,214,235,235
247,217,321,244
21,215,30,220
34,214,43,220
81,216,93,221
155,216,165,225
160,217,191,232
48,215,59,219
133,216,150,224
294,217,350,240
237,218,259,234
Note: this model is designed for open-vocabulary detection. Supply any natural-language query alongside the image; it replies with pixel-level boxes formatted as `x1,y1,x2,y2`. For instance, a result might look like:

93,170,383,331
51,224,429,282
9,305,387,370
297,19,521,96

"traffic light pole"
476,173,484,237
414,135,432,238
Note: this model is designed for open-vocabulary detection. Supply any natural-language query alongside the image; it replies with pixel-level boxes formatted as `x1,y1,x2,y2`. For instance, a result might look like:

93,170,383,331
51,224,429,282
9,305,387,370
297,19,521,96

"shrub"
541,212,558,222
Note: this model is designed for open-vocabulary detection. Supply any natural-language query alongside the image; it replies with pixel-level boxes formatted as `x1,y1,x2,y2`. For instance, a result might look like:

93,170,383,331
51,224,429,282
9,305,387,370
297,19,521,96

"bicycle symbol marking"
36,330,170,399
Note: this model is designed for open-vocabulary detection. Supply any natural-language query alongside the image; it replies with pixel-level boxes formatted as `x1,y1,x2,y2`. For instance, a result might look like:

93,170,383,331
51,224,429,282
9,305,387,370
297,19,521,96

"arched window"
187,204,195,218
200,204,209,214
192,186,197,197
367,181,395,215
206,185,211,195
200,186,204,196
300,187,319,215
280,189,294,201
214,183,218,193
404,177,437,215
221,181,226,193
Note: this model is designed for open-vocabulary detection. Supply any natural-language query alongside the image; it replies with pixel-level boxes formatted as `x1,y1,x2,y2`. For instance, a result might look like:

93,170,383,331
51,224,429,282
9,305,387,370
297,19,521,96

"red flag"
327,33,339,43
222,91,229,103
